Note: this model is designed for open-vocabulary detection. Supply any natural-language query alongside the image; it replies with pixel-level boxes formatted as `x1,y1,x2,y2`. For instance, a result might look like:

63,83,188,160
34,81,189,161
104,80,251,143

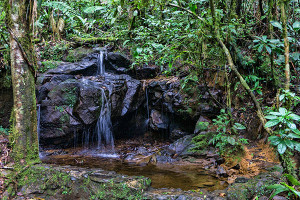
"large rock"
150,109,169,130
47,53,99,76
37,73,145,147
106,52,131,69
167,135,195,156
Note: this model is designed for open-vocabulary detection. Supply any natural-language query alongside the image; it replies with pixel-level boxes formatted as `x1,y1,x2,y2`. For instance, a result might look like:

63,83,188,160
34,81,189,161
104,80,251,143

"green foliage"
265,107,300,155
190,132,214,153
267,174,300,199
195,121,209,132
39,60,60,73
40,41,70,61
90,179,148,200
0,126,9,135
210,109,247,157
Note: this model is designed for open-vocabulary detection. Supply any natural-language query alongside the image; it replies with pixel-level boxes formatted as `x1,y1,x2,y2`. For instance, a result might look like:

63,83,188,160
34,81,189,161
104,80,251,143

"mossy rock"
227,166,283,200
65,47,95,63
6,164,151,200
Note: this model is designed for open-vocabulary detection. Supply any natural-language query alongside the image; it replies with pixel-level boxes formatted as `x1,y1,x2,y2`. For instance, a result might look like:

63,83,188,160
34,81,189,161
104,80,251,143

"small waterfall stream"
80,49,116,156
97,49,106,75
95,87,115,153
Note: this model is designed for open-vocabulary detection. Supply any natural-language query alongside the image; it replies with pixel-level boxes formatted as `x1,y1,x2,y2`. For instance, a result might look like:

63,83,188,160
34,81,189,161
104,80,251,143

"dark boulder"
150,109,169,130
106,52,131,69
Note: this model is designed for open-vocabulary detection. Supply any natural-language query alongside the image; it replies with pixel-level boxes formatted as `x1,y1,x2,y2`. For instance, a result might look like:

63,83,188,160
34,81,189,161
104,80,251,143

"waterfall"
95,87,115,153
37,104,41,140
97,49,106,75
145,87,150,127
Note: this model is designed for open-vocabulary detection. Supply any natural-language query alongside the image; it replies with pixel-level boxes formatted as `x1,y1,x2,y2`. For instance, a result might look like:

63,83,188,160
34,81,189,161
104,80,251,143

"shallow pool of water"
41,153,227,191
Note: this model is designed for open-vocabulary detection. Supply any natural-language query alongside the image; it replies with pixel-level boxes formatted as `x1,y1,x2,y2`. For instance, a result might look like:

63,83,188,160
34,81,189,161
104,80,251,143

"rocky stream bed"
0,48,289,199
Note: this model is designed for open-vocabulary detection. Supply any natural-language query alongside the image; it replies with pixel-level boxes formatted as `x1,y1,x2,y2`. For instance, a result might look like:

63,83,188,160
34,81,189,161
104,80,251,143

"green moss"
65,47,94,62
39,60,61,73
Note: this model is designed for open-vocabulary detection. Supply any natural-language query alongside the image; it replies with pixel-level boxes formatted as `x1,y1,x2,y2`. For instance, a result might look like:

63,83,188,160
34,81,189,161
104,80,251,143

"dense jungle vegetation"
0,0,300,199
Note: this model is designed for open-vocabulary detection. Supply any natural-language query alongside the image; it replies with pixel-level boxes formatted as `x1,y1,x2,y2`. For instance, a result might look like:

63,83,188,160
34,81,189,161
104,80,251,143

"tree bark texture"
280,1,290,91
7,0,39,163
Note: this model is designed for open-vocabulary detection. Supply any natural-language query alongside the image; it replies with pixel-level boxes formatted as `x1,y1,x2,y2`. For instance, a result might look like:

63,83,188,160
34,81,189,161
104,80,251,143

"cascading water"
97,49,106,75
145,87,150,128
80,50,116,156
95,87,115,153
37,104,41,141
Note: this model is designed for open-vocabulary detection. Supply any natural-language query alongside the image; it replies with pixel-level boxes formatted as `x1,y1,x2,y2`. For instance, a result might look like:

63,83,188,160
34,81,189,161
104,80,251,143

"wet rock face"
37,73,145,147
37,51,222,148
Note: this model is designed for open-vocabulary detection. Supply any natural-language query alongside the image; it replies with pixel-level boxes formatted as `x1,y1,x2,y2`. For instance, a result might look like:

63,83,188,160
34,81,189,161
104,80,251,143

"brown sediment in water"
41,153,227,191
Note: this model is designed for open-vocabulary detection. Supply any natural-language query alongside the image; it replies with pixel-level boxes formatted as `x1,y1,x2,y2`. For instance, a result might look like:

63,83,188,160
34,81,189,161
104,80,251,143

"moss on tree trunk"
7,0,39,164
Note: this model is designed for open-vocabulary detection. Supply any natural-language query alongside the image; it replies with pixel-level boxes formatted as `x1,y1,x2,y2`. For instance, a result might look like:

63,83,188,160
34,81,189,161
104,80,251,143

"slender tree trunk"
280,1,290,90
6,0,39,164
209,0,272,136
268,0,279,88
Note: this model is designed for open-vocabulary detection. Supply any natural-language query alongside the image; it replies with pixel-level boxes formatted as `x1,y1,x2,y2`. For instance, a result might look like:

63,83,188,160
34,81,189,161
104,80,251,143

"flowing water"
97,49,106,75
94,87,115,153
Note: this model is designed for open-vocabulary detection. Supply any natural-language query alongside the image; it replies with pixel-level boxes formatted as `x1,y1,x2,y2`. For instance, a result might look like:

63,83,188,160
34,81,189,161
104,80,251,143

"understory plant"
265,90,300,177
209,109,248,157
267,174,300,199
191,109,248,158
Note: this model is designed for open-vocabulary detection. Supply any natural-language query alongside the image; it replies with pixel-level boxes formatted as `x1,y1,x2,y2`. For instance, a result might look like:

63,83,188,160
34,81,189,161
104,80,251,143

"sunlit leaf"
234,123,246,130
271,21,283,30
265,115,278,120
269,136,282,145
279,107,287,115
265,119,280,127
293,21,300,30
277,142,287,154
285,174,300,186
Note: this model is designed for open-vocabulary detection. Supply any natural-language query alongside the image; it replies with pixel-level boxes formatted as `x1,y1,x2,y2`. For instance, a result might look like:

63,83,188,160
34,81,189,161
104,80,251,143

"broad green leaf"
136,48,143,54
265,115,278,120
83,6,103,14
293,21,300,30
227,137,236,145
269,112,281,116
269,136,282,146
266,45,272,54
291,129,300,135
288,113,300,121
279,94,285,101
234,123,246,130
285,174,300,186
258,44,263,52
271,21,283,30
267,184,289,199
287,133,300,139
277,142,287,154
287,122,296,129
265,119,280,127
279,107,287,115
285,140,294,149
281,183,300,197
294,143,300,152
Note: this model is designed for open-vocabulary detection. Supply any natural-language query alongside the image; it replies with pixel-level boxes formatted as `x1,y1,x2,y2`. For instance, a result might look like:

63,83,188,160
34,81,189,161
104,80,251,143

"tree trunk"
209,0,272,136
280,1,290,91
7,0,39,164
268,0,279,88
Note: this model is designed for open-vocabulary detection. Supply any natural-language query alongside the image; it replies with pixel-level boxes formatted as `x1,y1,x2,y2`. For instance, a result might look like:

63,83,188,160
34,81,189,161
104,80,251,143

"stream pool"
41,153,227,191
